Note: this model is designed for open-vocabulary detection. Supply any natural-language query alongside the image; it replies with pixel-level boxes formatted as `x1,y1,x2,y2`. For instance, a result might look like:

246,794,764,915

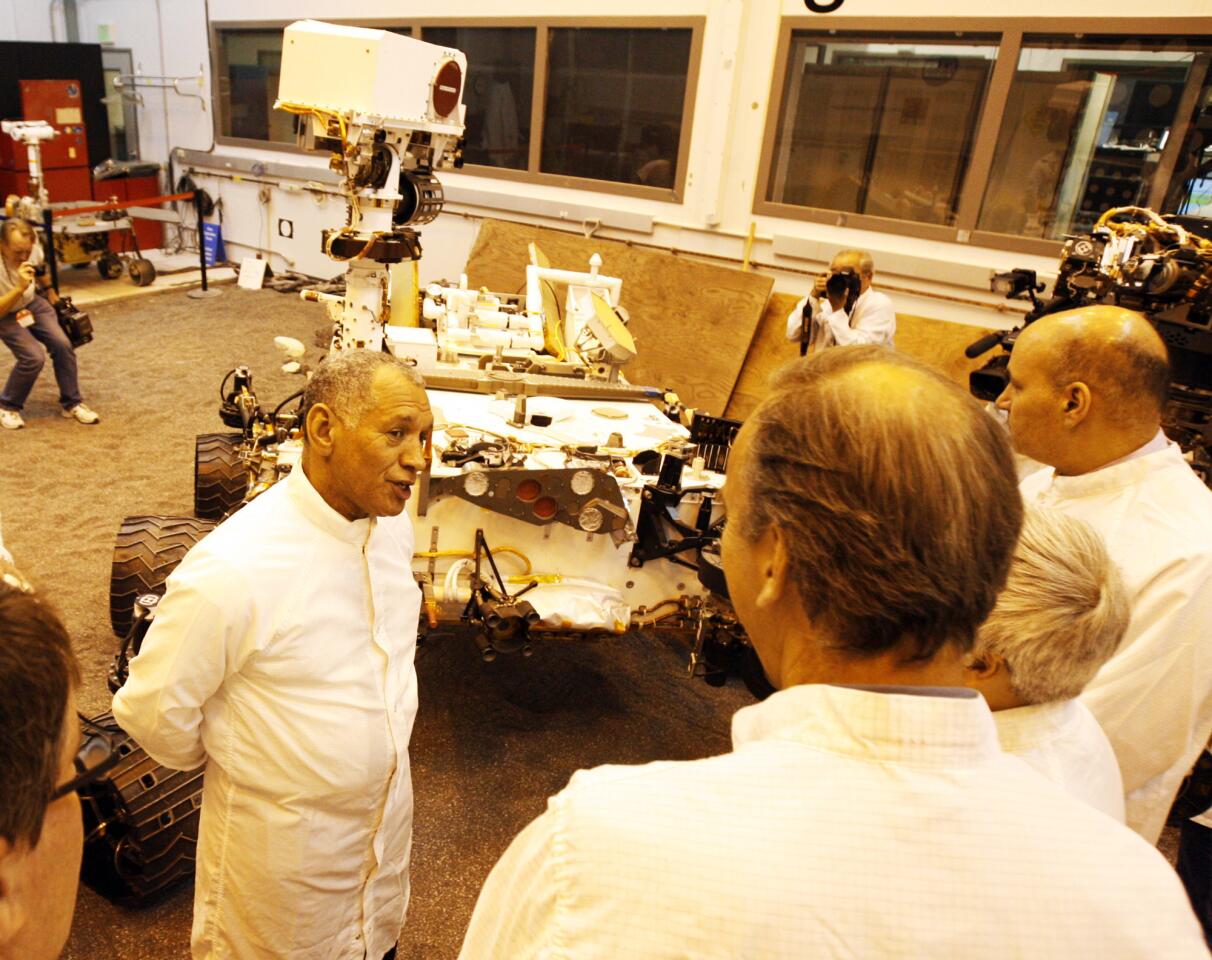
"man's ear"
0,839,27,947
305,403,340,457
1061,380,1092,427
964,650,1007,680
753,526,790,611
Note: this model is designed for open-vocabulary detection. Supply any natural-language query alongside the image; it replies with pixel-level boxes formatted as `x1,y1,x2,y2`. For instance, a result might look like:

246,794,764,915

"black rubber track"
109,515,215,638
79,711,205,906
193,432,246,521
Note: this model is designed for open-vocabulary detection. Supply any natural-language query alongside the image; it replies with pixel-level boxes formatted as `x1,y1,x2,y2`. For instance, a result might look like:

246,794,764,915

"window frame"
210,17,705,203
753,17,1212,257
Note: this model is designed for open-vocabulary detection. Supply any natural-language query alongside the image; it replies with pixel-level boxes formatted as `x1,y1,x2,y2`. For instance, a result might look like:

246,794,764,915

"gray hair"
301,349,424,441
976,506,1129,705
739,346,1023,661
835,248,875,277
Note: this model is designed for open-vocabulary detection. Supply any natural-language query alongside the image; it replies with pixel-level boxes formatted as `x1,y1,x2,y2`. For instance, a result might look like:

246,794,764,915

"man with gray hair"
783,248,895,353
460,346,1205,959
115,349,432,960
963,505,1129,821
0,219,99,429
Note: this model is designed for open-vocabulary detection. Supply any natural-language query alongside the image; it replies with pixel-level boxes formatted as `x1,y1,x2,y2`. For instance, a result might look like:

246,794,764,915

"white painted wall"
8,1,1212,327
0,1,57,42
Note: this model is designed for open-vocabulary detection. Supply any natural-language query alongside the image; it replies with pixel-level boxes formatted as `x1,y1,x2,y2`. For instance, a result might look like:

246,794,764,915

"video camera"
54,296,92,347
966,206,1212,482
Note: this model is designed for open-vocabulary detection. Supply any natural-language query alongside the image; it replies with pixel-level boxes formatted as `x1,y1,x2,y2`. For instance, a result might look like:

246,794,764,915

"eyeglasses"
50,716,124,802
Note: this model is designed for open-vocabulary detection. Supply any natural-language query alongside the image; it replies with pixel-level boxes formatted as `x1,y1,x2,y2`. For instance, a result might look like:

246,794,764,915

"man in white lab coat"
783,248,896,353
963,505,1129,821
996,304,1212,844
459,346,1206,959
114,350,432,960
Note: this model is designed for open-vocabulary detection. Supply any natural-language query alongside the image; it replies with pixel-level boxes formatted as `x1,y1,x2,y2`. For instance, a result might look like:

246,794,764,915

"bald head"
1020,306,1170,416
733,346,1023,661
999,306,1171,474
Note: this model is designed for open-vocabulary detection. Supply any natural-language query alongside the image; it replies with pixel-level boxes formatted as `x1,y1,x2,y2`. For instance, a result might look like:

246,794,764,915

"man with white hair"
115,350,432,960
964,505,1129,820
784,248,895,352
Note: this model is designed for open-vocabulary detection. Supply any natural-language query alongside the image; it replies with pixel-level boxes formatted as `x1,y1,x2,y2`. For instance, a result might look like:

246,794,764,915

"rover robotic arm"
275,20,466,352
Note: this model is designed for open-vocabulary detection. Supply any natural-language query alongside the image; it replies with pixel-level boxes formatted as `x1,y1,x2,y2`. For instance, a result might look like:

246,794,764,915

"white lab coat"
994,699,1125,822
784,287,896,350
459,684,1205,958
113,466,421,960
1021,437,1212,842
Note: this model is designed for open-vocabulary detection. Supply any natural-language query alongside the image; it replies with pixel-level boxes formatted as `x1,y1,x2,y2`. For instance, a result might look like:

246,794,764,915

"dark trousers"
0,294,81,411
1177,818,1212,947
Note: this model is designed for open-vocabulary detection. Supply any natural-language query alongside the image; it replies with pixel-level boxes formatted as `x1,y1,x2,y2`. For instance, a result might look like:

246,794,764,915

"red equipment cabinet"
0,79,92,202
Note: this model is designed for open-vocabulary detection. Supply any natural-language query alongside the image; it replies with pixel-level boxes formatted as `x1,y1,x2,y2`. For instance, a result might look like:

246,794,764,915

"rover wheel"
110,516,215,638
194,433,247,521
97,253,123,280
128,257,156,287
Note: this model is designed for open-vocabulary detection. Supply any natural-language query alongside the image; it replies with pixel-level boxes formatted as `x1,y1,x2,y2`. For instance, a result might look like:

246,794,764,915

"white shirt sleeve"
112,549,259,771
821,292,897,347
458,805,563,958
785,295,813,342
0,511,10,564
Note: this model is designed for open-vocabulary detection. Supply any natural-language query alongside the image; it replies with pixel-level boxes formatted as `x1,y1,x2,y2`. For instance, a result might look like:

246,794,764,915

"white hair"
976,505,1129,705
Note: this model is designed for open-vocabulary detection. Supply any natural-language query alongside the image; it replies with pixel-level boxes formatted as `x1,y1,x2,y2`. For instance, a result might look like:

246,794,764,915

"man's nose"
995,388,1011,411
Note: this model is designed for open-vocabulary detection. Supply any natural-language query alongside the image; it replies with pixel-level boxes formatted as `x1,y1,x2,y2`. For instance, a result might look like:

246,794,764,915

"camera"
824,267,862,308
32,263,47,279
54,296,93,347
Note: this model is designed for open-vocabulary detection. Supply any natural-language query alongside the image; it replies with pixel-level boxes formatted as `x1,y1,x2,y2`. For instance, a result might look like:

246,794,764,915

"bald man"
784,249,896,352
996,304,1212,846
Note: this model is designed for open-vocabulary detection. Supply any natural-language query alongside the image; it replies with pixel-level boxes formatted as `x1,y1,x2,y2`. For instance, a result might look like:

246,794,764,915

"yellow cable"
415,547,532,575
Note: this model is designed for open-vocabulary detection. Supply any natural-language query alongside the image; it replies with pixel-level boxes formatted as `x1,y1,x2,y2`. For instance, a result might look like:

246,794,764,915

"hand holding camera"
17,261,36,287
823,268,862,313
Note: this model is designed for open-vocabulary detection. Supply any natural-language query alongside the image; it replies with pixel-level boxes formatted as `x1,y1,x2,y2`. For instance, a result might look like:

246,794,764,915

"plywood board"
724,291,1001,420
464,219,773,416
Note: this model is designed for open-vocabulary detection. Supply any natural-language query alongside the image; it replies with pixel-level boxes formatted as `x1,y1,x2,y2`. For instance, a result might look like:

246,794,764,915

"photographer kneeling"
0,220,98,430
784,249,896,353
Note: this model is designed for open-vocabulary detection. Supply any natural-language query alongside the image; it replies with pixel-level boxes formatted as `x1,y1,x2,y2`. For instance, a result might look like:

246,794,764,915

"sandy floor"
0,286,752,959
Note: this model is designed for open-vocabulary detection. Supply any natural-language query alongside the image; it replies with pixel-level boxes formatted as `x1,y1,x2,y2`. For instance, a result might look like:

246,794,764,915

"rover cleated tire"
78,711,205,905
110,516,215,638
194,432,247,521
97,253,123,280
128,257,156,286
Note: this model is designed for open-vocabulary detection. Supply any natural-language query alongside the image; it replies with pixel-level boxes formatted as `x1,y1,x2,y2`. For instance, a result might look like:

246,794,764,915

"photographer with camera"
0,220,98,430
784,249,895,354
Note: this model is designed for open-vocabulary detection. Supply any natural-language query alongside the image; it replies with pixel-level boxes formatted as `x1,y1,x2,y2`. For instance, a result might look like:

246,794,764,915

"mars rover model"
87,22,748,905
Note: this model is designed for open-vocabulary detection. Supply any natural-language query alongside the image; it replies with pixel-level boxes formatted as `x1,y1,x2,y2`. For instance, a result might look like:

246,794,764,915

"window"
422,27,535,171
542,27,693,188
213,20,702,199
765,34,999,227
978,36,1212,239
760,22,1212,249
215,29,294,145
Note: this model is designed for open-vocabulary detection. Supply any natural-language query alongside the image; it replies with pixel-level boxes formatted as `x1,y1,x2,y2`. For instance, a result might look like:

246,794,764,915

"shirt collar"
731,683,1000,767
992,700,1078,753
1033,434,1183,500
288,464,375,544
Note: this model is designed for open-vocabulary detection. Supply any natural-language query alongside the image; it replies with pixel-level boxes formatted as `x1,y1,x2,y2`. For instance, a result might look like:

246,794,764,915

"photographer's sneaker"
62,403,100,425
0,409,23,430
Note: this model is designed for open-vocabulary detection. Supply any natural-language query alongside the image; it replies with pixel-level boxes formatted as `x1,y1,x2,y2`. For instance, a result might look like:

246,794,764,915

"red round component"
533,497,558,521
432,60,463,118
516,479,541,502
